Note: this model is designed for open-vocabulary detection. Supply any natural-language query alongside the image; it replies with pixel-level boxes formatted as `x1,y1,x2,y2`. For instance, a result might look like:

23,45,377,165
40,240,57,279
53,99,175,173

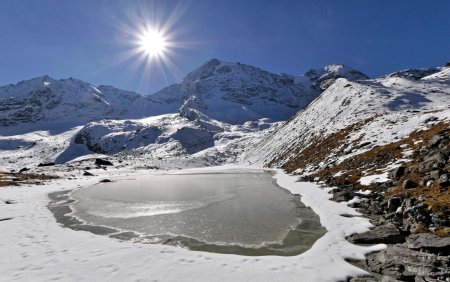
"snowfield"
0,166,385,282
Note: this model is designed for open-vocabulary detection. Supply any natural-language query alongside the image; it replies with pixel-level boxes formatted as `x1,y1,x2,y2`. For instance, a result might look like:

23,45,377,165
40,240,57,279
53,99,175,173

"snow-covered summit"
305,64,369,91
150,59,320,124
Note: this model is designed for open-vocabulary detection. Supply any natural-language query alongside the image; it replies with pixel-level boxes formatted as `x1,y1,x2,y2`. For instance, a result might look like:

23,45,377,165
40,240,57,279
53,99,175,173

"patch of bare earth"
0,171,59,187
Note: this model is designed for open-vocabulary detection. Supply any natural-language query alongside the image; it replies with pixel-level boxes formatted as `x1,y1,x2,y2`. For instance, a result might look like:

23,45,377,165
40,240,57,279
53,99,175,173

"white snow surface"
0,166,385,282
359,172,389,185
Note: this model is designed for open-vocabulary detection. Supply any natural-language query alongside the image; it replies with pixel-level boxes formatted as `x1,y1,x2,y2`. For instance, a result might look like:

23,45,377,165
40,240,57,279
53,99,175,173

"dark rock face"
83,171,94,176
37,162,56,167
99,179,112,183
385,68,441,80
387,197,402,212
94,158,113,166
388,166,407,180
19,167,29,173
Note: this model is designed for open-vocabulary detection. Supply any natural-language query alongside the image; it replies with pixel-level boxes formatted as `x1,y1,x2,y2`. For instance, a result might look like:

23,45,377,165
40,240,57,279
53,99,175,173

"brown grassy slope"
278,121,449,235
269,117,376,171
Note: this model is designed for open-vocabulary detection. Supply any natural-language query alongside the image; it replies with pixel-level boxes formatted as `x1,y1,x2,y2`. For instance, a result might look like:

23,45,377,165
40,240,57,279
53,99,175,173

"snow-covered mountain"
0,58,373,167
244,64,450,171
0,76,163,128
0,59,369,129
148,59,314,124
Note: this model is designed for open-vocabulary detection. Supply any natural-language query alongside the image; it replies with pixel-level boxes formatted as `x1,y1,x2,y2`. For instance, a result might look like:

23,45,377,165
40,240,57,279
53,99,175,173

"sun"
138,28,168,58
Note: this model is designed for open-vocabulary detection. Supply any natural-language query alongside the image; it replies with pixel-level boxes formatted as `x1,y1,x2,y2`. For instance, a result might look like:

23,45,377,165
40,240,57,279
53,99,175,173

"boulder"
348,224,406,244
364,245,450,280
331,190,354,202
387,197,402,212
83,171,94,176
405,233,450,255
428,135,443,148
94,158,113,166
403,203,431,226
438,174,448,185
402,179,417,189
388,166,407,180
424,153,447,165
429,170,441,180
402,197,416,210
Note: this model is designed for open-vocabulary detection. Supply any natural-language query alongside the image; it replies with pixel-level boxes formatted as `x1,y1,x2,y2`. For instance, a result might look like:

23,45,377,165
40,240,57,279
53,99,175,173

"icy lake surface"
51,170,325,256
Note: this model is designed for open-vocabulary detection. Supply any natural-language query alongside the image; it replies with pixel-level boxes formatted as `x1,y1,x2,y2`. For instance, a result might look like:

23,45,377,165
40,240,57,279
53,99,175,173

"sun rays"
108,1,194,93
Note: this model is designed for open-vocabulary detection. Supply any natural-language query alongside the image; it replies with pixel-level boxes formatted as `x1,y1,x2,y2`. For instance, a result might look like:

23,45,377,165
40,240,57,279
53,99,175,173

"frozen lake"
49,170,325,256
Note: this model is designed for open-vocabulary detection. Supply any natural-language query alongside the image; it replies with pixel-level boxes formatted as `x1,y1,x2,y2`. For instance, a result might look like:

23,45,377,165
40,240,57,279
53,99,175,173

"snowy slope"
244,65,450,169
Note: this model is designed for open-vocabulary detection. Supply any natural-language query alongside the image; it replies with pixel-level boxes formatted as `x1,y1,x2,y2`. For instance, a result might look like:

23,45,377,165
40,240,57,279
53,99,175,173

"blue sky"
0,0,449,94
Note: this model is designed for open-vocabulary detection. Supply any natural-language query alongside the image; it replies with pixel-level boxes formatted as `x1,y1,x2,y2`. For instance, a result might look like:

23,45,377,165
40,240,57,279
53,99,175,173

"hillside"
245,65,450,169
244,65,450,281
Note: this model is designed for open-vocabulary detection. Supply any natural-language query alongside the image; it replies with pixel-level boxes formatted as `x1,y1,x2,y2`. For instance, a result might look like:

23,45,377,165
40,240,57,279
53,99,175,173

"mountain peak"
306,64,368,79
305,64,369,90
